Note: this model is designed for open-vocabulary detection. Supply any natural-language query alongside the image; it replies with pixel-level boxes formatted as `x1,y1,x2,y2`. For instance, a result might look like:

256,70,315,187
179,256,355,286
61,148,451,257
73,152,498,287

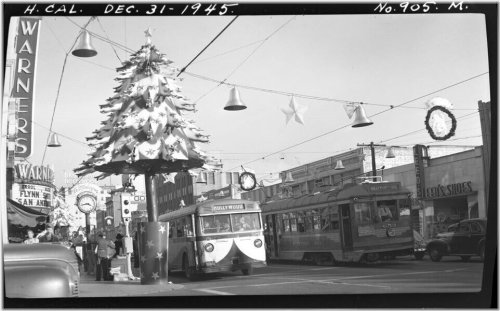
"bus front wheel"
242,267,253,276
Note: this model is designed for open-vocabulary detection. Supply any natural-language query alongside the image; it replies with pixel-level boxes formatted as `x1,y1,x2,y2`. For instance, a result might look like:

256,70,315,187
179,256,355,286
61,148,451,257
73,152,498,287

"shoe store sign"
425,181,473,198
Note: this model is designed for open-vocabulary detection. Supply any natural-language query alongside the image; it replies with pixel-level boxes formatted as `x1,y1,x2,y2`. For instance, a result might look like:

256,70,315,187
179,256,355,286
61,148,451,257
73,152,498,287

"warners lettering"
212,204,245,212
14,164,54,183
425,181,473,198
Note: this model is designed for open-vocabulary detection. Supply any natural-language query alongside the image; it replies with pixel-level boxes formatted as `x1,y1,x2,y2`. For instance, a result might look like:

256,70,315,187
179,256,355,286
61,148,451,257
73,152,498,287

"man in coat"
95,232,115,281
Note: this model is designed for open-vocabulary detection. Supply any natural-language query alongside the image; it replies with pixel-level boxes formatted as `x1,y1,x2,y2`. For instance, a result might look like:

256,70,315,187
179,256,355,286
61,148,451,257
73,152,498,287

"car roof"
4,243,77,263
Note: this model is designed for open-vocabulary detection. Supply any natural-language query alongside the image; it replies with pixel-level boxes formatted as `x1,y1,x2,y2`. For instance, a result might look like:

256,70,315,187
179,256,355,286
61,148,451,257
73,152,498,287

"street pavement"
79,272,183,297
79,255,487,300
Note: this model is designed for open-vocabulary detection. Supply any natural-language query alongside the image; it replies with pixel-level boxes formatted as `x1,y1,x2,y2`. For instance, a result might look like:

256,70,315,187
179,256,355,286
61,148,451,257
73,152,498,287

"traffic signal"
121,194,132,221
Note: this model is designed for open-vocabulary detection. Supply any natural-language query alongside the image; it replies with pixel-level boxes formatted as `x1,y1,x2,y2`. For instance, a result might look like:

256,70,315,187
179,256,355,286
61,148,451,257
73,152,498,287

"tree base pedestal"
137,222,168,285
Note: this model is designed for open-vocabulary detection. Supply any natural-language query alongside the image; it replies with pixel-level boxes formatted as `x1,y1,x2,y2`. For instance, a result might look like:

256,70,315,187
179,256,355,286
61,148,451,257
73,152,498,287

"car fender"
477,238,486,253
426,239,449,254
5,266,72,298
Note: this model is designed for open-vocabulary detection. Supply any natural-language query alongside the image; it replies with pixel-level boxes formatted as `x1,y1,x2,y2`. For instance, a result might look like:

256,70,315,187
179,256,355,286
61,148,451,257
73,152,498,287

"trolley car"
262,177,414,264
159,198,267,280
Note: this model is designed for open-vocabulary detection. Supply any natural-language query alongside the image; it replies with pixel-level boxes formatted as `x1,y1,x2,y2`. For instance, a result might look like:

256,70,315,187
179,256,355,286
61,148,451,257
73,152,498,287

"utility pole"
357,142,387,181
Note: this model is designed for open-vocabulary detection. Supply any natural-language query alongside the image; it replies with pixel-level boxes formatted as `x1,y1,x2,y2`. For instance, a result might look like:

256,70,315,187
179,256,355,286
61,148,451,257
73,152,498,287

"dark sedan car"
426,218,486,262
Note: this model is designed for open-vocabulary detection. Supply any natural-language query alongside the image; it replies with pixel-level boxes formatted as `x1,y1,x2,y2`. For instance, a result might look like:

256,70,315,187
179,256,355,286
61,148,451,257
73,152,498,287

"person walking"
24,229,39,244
113,233,124,258
95,232,115,281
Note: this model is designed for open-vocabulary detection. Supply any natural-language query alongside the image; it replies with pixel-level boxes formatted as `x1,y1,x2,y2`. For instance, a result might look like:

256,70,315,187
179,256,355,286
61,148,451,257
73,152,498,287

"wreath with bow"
425,105,457,141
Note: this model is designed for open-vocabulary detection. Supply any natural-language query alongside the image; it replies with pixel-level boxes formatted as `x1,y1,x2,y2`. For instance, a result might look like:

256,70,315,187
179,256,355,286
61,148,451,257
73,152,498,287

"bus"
158,198,267,280
262,177,414,264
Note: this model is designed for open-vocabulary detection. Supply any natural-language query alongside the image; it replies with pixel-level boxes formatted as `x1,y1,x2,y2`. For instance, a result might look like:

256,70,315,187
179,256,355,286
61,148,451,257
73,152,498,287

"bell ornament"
47,133,62,147
72,30,98,58
224,87,247,111
351,105,373,128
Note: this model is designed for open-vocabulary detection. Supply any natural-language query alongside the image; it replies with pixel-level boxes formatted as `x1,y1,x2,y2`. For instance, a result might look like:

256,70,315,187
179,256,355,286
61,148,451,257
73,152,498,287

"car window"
470,222,482,234
459,222,470,233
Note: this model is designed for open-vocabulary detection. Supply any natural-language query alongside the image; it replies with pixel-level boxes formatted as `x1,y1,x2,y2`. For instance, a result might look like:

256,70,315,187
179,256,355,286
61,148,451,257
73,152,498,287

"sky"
10,9,491,188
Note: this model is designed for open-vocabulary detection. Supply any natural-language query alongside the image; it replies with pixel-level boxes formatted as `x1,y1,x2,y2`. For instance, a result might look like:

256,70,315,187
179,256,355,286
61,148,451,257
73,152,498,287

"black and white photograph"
1,1,496,308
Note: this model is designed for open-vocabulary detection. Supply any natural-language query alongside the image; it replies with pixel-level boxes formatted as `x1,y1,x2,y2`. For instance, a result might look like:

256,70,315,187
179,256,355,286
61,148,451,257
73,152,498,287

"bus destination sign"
212,204,245,212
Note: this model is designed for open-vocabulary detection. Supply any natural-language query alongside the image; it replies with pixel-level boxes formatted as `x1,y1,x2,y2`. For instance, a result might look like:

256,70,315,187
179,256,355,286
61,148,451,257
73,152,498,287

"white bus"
159,198,267,280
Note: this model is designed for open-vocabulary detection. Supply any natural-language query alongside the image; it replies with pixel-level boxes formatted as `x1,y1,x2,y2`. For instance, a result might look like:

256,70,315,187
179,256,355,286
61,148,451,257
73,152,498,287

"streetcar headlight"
204,243,214,252
254,239,263,248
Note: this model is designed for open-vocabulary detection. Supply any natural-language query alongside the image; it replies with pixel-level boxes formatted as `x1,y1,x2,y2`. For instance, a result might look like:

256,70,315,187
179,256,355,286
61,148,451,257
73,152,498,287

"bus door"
339,204,353,251
265,214,279,258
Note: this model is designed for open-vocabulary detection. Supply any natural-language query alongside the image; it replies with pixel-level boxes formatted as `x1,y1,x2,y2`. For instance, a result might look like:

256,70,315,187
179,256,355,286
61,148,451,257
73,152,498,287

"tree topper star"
145,27,154,44
281,97,307,125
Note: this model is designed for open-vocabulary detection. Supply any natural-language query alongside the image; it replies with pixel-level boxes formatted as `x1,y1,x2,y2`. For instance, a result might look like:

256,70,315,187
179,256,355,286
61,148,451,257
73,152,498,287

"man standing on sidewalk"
95,232,115,281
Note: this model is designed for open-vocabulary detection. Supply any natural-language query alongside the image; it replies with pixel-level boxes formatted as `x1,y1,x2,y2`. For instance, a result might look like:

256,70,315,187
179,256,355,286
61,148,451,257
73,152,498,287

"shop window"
282,213,290,232
169,221,175,238
184,216,193,236
177,218,185,237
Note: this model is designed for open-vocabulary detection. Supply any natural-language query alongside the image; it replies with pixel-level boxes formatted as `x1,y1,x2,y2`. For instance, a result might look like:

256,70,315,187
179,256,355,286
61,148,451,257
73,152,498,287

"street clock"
76,192,97,214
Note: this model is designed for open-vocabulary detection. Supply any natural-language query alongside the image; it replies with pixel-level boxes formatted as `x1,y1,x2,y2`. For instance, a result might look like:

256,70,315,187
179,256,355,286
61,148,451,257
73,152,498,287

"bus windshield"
201,213,261,234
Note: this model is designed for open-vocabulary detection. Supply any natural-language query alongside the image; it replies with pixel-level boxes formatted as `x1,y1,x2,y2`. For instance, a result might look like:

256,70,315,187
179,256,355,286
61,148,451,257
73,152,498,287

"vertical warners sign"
12,17,42,158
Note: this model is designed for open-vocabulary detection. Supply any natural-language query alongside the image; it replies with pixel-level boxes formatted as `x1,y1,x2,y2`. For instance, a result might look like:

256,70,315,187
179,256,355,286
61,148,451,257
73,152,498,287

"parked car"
4,243,80,298
425,218,486,262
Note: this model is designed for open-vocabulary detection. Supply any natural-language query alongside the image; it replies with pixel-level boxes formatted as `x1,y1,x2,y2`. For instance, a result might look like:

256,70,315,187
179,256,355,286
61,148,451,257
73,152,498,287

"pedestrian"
23,229,39,244
95,232,115,281
37,226,60,242
113,233,124,258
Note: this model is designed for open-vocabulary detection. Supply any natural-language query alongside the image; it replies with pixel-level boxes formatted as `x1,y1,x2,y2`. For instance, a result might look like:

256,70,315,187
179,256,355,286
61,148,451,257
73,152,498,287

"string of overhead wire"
177,16,239,77
96,17,123,63
226,74,488,172
41,17,96,166
192,15,297,104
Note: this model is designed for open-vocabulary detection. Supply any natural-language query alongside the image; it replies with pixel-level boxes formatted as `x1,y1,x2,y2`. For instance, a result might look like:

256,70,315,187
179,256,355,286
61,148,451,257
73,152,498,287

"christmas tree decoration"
74,29,221,284
281,96,307,125
424,97,457,141
74,29,220,178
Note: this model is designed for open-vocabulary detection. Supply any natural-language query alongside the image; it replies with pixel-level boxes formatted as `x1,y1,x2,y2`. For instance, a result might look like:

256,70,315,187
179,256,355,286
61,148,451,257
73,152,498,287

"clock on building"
76,193,97,214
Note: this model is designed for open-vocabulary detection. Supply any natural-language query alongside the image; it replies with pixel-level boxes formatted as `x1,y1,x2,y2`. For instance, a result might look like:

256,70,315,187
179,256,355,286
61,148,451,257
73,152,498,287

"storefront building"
383,146,486,240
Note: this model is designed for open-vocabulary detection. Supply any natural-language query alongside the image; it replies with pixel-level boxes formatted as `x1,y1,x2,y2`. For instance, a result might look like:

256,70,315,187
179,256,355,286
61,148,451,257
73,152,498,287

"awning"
7,198,48,227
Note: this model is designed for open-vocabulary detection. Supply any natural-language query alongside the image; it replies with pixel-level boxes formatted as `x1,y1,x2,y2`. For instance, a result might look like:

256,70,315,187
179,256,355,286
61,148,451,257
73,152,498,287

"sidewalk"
78,271,183,297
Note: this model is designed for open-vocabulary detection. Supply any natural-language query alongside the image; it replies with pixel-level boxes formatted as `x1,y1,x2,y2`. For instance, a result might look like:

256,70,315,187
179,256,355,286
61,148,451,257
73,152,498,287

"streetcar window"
321,207,339,232
354,202,372,225
231,213,261,231
201,214,231,234
313,215,321,231
377,200,398,222
305,216,313,232
297,211,306,232
290,218,298,232
185,216,193,236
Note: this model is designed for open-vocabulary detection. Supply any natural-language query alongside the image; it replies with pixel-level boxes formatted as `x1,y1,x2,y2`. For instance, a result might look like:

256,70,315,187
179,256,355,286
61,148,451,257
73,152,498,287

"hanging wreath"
425,105,457,141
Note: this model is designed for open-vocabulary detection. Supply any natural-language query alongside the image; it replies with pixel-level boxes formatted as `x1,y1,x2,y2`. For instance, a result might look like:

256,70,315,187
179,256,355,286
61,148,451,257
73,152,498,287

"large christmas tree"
74,29,219,182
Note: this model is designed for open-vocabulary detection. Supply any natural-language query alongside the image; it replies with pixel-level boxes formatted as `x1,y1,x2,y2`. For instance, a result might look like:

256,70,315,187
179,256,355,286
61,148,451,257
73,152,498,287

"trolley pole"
357,142,386,181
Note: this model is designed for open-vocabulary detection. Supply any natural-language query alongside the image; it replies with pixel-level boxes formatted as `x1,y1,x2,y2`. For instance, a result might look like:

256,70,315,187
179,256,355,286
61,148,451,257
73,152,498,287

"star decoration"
281,97,308,125
141,255,147,263
152,272,159,280
162,172,177,184
159,225,166,234
146,148,156,156
140,226,146,233
147,240,154,248
156,252,163,259
140,272,145,279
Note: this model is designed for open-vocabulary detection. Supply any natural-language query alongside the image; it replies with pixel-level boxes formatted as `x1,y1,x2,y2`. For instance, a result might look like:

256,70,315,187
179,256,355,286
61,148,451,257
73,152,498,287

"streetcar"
262,177,414,264
158,198,267,280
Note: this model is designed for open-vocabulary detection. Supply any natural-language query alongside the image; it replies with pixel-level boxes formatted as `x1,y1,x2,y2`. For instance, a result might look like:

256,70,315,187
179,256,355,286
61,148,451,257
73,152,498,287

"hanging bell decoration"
351,104,373,128
386,147,396,158
224,87,247,111
334,160,345,170
72,30,98,58
196,171,207,184
284,172,294,183
47,132,62,147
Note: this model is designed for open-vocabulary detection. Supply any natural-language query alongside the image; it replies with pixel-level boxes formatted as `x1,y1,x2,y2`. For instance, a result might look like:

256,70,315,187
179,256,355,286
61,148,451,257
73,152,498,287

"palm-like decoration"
74,29,220,180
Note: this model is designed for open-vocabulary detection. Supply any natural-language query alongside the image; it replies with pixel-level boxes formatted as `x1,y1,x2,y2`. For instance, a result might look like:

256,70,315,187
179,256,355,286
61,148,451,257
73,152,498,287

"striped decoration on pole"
137,221,169,285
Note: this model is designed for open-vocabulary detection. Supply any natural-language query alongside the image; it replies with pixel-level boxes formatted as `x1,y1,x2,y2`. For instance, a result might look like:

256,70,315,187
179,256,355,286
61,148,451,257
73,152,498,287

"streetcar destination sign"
212,204,245,212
